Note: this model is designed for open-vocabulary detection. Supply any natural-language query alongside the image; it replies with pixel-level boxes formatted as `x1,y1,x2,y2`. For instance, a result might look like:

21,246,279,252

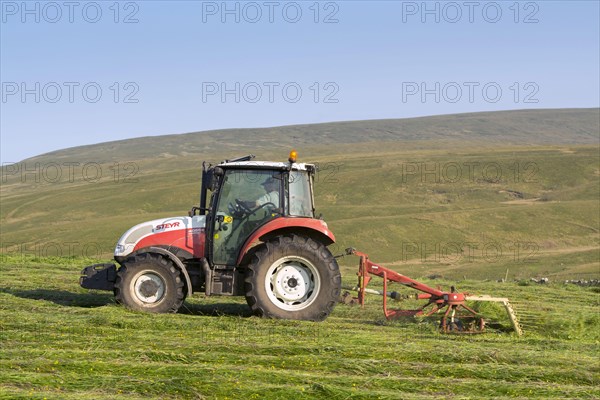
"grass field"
1,256,599,399
1,109,599,398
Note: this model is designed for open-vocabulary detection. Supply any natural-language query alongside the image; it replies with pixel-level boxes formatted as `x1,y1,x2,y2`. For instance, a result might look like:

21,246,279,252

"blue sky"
1,1,599,162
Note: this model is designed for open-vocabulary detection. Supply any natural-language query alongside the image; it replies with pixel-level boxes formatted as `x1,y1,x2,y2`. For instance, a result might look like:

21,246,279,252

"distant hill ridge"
25,108,600,163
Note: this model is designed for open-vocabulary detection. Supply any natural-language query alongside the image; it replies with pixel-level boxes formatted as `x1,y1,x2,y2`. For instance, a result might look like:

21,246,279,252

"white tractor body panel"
114,215,206,257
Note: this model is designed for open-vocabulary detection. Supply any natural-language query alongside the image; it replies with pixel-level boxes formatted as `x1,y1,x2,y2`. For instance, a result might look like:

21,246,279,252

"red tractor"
80,152,342,321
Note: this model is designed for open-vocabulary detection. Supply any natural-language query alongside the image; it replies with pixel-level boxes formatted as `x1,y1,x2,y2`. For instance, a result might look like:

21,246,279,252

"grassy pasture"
0,256,599,399
1,109,599,398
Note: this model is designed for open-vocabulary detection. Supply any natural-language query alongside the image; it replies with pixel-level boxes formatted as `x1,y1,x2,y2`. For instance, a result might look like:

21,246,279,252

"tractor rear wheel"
114,253,186,313
244,234,341,321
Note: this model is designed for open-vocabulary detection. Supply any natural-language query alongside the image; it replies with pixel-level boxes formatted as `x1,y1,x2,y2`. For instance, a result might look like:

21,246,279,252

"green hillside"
11,108,600,164
1,108,599,280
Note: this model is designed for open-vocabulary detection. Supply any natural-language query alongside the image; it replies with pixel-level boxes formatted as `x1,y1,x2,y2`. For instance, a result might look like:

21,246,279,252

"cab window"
288,170,313,217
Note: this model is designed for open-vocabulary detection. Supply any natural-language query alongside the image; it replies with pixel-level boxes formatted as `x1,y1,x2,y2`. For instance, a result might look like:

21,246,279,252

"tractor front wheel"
245,234,341,321
114,253,186,313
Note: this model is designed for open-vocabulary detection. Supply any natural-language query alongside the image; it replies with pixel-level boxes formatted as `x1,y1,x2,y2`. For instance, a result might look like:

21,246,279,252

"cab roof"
217,161,314,171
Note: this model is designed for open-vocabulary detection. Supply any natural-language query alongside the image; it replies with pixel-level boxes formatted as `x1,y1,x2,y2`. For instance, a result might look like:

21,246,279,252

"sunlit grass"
1,258,599,399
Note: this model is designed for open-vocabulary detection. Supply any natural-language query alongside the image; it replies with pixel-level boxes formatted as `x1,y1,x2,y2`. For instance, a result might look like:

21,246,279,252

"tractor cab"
197,153,317,267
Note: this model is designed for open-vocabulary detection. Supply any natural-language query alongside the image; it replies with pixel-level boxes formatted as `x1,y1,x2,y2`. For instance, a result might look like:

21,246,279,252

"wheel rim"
133,271,166,304
265,256,320,311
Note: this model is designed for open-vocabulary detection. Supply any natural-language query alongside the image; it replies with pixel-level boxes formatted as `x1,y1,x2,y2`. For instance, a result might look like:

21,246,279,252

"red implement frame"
349,248,484,333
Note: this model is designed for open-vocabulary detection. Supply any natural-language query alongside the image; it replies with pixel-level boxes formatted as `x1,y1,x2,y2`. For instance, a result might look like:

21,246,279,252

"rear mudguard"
236,217,335,265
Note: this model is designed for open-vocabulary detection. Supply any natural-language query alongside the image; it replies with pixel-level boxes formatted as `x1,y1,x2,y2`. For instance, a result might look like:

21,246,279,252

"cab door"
210,169,282,266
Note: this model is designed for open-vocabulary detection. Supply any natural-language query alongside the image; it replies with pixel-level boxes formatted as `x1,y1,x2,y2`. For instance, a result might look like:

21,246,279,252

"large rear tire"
114,253,186,313
244,234,341,321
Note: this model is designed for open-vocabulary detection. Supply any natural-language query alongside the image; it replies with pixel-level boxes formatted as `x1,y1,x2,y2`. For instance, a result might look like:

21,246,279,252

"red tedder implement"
343,248,523,335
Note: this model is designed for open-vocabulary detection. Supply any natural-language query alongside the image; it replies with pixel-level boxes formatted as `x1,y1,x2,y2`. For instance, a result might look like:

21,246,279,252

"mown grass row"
1,258,598,399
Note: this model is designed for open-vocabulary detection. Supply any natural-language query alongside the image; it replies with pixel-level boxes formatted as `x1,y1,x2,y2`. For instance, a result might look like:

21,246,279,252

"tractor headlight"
115,244,125,254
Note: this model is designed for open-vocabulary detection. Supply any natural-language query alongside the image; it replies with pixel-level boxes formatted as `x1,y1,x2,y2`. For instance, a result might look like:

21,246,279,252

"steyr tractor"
80,152,342,321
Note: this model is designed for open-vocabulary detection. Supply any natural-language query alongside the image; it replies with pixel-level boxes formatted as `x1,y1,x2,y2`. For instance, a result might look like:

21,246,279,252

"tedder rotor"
341,248,522,335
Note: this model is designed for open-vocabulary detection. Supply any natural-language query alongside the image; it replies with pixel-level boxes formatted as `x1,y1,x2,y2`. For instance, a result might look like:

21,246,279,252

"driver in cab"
255,177,279,209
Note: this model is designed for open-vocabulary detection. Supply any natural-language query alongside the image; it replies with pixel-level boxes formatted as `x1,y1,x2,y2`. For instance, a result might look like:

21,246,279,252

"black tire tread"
114,252,185,313
244,234,341,321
